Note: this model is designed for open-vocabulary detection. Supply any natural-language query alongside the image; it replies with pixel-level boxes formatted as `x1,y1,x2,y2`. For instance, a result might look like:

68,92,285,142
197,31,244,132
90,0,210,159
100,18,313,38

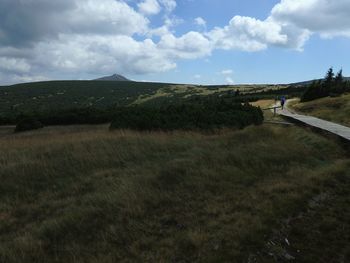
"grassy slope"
0,81,291,118
291,93,350,127
0,81,165,115
0,125,349,262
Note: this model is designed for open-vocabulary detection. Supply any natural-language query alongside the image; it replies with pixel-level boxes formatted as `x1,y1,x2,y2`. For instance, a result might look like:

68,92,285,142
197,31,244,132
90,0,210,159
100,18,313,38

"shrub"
15,118,44,133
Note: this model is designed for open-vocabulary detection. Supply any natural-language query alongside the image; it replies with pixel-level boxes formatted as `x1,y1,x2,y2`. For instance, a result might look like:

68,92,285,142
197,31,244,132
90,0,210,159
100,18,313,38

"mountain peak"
94,74,131,82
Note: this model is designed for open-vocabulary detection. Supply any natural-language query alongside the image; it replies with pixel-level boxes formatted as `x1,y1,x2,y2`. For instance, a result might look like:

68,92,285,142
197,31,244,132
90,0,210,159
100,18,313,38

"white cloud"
207,0,350,52
72,0,150,35
0,57,31,74
158,32,212,59
207,16,288,52
271,0,350,37
148,16,183,37
159,0,177,13
194,74,201,79
34,35,177,75
221,69,233,75
225,77,234,84
0,0,149,47
195,17,206,27
138,0,161,16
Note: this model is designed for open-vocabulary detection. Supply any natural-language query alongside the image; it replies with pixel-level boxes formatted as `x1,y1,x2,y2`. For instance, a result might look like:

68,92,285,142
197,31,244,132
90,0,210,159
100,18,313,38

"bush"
15,118,44,133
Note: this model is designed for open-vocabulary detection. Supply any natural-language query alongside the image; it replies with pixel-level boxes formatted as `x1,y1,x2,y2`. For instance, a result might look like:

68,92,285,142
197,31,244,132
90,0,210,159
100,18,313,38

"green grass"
292,93,350,127
0,125,349,262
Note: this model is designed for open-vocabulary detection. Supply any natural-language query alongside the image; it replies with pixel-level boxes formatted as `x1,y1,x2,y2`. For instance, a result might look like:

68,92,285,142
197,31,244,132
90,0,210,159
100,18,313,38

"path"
276,100,350,142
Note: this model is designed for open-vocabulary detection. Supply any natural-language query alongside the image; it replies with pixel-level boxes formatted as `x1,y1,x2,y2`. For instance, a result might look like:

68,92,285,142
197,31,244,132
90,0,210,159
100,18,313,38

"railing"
262,105,282,116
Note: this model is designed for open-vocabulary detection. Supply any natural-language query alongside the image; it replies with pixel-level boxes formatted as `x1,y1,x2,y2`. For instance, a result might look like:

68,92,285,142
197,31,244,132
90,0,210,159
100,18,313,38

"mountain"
94,74,131,81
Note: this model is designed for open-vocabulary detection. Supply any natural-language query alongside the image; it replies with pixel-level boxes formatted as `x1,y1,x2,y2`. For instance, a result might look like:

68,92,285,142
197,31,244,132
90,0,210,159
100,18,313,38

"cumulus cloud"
24,35,177,75
0,0,149,47
208,16,298,52
195,17,207,27
138,0,161,16
271,0,350,37
158,32,212,59
0,57,31,74
159,0,177,13
207,0,350,52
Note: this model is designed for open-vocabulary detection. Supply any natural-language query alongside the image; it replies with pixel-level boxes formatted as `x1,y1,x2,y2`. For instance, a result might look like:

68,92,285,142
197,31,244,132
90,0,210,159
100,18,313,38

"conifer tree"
322,67,334,96
335,69,343,84
334,69,344,94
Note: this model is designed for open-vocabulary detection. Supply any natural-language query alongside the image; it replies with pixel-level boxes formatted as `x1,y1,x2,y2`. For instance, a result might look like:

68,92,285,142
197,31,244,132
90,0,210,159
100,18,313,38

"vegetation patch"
0,124,348,262
0,80,304,125
110,101,263,131
301,68,350,102
15,118,44,133
291,94,350,127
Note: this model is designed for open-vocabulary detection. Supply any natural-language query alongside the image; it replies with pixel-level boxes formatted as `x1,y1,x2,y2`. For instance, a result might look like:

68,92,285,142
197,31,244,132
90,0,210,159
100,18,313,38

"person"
280,96,286,110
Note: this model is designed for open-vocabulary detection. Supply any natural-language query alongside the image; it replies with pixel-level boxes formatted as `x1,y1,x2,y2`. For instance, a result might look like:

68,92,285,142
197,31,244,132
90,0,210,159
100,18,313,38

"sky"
0,0,349,85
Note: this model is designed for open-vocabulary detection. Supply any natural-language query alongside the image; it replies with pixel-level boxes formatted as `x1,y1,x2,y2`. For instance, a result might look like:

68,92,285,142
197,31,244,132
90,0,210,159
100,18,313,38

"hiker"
280,96,286,110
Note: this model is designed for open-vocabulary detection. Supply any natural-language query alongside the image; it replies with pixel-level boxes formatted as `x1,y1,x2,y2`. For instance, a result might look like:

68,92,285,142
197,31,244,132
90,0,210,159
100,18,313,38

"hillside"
0,124,349,262
0,80,302,124
0,81,166,121
291,77,350,86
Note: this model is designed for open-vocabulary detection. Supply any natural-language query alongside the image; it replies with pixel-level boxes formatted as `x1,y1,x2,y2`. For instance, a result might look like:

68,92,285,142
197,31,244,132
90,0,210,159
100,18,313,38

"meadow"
0,124,349,262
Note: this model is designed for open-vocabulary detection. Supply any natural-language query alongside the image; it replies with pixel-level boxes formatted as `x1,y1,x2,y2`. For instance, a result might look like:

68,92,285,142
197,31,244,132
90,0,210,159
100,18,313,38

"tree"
325,67,335,84
301,80,320,102
322,67,334,96
335,69,343,84
333,69,345,94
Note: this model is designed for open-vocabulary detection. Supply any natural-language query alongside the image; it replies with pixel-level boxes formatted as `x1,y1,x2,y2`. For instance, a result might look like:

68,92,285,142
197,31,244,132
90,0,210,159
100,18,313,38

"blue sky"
0,0,349,85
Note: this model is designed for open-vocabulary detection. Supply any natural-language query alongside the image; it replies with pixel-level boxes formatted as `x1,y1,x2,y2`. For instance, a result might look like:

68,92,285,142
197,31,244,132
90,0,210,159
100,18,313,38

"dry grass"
291,93,350,127
0,124,349,262
251,99,286,121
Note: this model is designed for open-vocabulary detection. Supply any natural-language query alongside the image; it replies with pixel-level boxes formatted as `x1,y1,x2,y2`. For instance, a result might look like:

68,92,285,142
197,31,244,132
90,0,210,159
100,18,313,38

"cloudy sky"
0,0,349,85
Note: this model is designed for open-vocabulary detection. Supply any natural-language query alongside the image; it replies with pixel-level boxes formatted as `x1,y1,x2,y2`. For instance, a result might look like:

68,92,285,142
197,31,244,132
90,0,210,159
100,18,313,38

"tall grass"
0,125,348,262
292,93,350,127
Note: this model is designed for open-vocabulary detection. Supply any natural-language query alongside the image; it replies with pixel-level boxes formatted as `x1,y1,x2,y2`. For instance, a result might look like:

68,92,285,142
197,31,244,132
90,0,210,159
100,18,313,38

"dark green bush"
110,101,263,131
15,118,44,133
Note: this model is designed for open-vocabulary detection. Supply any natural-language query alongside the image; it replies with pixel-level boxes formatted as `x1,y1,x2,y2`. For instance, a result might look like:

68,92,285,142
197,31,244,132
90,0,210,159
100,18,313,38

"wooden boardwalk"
277,105,350,142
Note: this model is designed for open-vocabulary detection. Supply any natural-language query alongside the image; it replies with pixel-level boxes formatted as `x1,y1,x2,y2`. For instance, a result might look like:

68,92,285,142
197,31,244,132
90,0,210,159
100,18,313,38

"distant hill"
290,77,350,86
94,74,131,81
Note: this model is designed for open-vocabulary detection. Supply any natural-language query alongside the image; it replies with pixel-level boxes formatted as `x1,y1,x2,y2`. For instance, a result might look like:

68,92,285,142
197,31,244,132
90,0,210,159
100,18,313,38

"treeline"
301,68,350,102
110,101,263,131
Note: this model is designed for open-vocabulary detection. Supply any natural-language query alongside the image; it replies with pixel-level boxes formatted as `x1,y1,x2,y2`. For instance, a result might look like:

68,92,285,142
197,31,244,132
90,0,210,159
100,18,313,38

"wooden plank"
278,108,350,141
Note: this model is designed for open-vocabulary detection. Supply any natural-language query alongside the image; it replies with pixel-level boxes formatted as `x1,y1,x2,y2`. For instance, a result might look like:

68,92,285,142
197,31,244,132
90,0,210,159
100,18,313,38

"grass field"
291,93,350,127
0,124,349,262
